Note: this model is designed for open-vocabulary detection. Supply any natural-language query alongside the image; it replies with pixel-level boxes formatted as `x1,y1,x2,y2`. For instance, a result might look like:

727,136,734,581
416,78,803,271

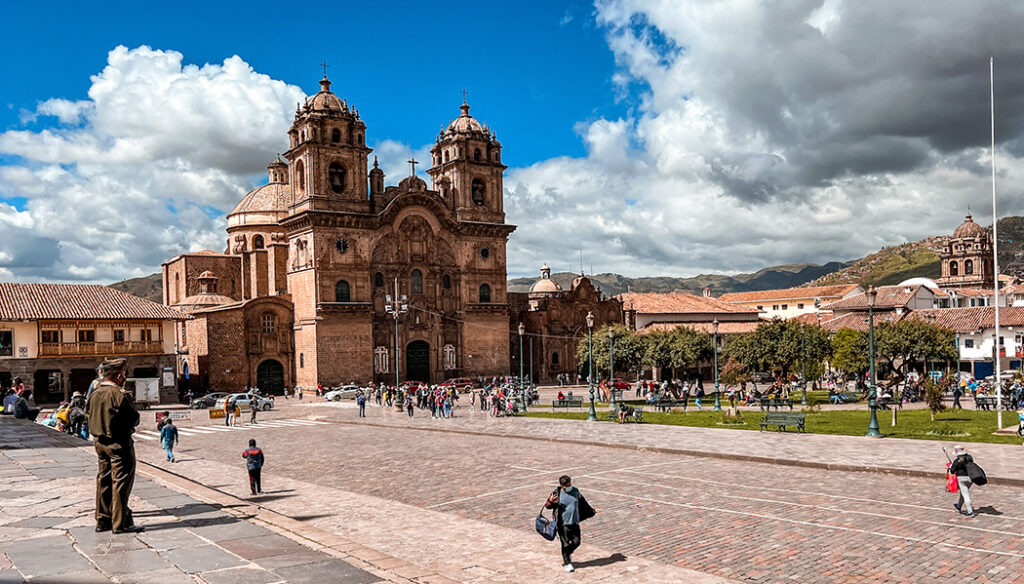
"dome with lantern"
529,264,563,296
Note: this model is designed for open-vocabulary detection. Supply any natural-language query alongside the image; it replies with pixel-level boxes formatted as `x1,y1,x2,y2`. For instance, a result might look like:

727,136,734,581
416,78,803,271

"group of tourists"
1,377,41,422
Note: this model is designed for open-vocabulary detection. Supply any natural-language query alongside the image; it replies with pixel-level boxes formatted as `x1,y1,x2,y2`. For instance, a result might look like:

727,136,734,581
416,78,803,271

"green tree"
875,320,957,381
831,328,870,377
724,319,831,381
575,324,644,380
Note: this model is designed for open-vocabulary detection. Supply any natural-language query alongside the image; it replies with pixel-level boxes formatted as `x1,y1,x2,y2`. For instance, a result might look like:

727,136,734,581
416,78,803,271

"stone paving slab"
0,417,398,584
326,403,1024,485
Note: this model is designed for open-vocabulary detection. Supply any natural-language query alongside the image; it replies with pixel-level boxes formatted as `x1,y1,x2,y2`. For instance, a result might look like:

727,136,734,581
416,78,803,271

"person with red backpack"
242,439,264,495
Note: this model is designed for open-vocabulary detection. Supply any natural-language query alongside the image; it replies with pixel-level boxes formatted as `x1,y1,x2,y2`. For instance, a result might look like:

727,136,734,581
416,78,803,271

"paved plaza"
2,397,1023,583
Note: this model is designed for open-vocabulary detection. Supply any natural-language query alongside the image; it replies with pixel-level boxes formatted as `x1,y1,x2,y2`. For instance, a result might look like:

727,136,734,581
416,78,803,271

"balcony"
38,341,165,357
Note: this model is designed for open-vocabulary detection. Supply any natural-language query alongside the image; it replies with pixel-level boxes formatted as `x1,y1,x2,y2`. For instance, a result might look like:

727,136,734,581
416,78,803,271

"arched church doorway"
405,341,430,383
256,359,285,395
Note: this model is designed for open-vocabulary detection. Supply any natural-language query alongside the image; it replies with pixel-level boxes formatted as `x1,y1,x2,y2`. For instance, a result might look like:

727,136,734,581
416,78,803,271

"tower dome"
952,213,987,239
529,264,562,295
444,102,489,137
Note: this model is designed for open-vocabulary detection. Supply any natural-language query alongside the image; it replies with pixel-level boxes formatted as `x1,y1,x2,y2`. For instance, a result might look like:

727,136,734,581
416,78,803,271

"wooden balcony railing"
38,340,164,357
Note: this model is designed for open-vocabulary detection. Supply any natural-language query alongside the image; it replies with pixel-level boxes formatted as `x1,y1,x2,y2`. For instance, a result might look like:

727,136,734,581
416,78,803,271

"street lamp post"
586,311,597,421
801,322,808,406
518,322,527,413
609,327,617,409
384,279,408,409
865,286,883,438
712,318,721,412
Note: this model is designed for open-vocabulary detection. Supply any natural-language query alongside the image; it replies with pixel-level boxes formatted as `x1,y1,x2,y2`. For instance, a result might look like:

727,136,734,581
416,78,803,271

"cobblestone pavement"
0,416,448,584
134,401,1024,584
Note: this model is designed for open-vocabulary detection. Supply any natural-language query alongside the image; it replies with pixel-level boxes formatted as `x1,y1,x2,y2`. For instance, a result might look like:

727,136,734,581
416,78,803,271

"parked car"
438,377,474,392
215,393,274,411
190,392,228,409
402,381,426,391
324,385,363,401
611,378,630,390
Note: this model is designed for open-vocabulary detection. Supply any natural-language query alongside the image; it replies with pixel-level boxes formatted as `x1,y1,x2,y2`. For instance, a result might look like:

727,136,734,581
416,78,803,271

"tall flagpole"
990,57,1003,429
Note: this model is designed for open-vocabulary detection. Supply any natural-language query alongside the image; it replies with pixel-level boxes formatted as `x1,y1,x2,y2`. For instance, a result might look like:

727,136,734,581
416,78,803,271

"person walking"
223,397,233,427
249,399,258,424
544,475,596,572
952,383,963,410
242,439,264,495
357,391,367,417
86,358,142,534
406,395,414,418
160,418,179,462
948,445,978,517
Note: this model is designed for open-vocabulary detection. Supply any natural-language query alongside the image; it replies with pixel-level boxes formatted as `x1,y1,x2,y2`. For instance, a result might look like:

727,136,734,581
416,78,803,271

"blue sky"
0,1,628,169
2,1,1024,283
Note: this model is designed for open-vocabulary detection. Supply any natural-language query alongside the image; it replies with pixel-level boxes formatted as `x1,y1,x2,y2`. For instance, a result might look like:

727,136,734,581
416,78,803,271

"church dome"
446,103,488,136
398,175,427,191
952,213,987,239
306,76,345,111
529,264,562,295
228,183,292,217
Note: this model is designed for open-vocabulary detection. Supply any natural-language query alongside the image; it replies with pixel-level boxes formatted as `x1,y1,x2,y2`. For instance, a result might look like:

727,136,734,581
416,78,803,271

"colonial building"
718,284,861,320
508,266,623,383
619,291,764,332
0,283,186,403
164,75,515,392
937,213,995,290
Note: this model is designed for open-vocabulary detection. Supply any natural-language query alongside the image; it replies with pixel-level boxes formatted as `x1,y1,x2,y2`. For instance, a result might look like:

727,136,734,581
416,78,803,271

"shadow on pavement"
286,514,334,522
975,505,1002,516
574,553,627,569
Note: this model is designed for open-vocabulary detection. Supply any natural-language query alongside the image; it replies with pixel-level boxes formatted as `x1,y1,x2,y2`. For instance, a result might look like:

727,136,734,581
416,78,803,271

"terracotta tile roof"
0,283,189,321
948,288,993,298
718,284,859,304
790,312,833,326
637,321,762,336
819,310,906,333
822,285,924,311
617,292,760,315
906,307,1024,332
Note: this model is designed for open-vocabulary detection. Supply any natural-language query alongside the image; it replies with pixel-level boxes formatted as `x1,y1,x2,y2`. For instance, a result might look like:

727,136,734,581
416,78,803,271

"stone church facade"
163,75,514,393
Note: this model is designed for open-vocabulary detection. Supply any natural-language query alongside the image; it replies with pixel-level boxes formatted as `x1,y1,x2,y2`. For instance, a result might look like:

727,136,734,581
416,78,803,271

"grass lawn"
524,407,1022,445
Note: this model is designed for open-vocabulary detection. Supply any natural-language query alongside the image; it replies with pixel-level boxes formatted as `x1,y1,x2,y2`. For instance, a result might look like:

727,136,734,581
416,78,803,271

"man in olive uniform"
86,358,143,534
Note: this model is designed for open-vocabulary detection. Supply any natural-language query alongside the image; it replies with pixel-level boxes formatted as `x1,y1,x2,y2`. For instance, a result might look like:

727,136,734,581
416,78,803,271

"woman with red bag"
946,445,977,518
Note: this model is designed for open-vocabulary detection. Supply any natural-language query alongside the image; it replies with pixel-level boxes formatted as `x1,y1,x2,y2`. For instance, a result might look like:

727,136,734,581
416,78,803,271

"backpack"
966,461,987,486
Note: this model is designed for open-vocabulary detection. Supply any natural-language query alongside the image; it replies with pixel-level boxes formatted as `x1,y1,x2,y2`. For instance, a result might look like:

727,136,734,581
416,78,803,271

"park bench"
760,411,806,432
759,398,794,411
553,398,583,410
653,399,687,412
608,406,644,423
975,395,999,410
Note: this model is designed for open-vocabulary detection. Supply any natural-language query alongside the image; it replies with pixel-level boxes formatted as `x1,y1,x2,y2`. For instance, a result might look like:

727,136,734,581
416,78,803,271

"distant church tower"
427,99,507,223
937,213,994,290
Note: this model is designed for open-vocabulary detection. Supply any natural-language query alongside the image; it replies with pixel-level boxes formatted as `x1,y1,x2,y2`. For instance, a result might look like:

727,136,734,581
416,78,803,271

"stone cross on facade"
460,88,469,103
407,157,418,176
321,61,329,77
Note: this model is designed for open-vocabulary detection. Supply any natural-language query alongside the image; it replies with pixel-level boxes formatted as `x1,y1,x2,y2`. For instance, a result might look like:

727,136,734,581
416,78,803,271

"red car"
612,378,630,390
439,377,474,393
401,381,426,391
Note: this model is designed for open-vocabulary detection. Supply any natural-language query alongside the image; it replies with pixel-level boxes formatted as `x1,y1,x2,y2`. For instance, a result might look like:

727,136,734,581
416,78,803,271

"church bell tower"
284,74,372,214
427,99,506,223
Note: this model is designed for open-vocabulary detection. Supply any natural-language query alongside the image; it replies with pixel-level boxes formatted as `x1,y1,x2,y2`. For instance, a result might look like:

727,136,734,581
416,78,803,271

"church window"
473,148,481,161
965,260,974,275
253,235,265,249
411,269,423,294
443,344,456,370
331,128,340,143
356,133,363,145
261,313,276,334
295,160,306,195
442,274,451,289
443,151,449,162
374,272,384,288
479,283,491,303
300,353,304,368
374,346,389,373
950,261,959,276
335,280,351,302
329,163,346,194
471,179,485,205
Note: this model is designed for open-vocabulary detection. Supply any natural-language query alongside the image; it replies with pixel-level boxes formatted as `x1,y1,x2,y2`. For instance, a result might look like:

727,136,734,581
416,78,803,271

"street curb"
333,419,1024,488
136,460,461,584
